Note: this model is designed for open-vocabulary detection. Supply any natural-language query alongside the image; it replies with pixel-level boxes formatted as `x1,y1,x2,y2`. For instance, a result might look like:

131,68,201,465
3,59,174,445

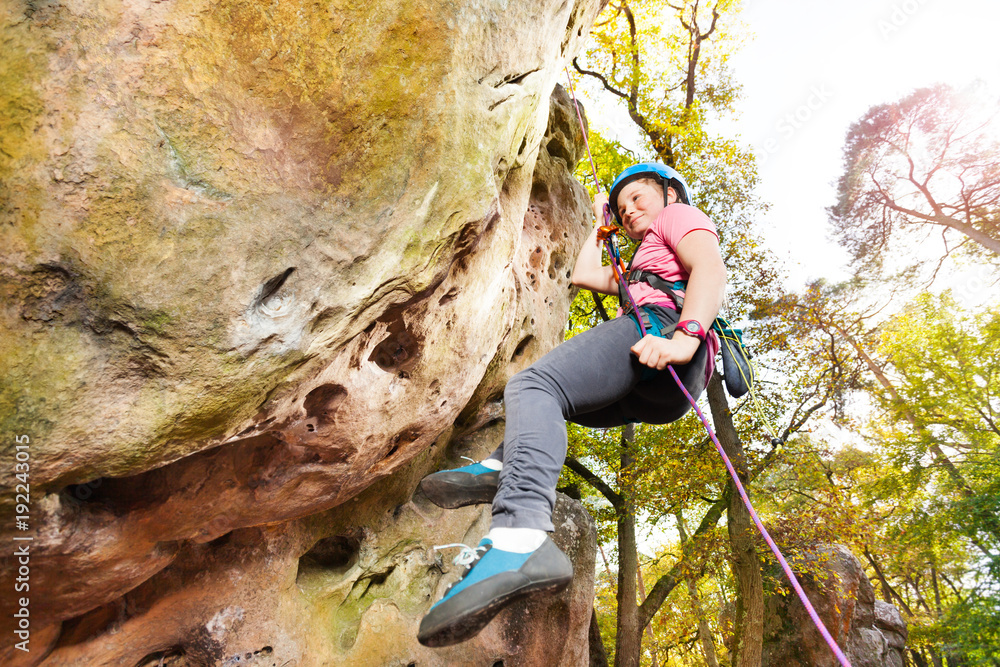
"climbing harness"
564,68,853,667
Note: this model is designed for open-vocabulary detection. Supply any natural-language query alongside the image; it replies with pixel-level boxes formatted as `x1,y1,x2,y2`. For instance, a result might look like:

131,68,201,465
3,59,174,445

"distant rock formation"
0,0,603,662
761,544,908,667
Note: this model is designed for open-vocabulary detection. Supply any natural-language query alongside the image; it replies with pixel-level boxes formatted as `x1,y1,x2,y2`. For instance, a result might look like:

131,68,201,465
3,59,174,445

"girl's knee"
505,365,557,402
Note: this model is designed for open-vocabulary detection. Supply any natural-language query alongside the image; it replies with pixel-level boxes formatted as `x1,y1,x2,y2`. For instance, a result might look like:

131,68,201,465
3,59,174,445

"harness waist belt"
622,270,687,310
627,270,686,293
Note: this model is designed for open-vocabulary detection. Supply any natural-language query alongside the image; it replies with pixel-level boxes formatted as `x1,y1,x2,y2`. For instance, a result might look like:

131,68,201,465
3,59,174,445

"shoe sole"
419,477,498,509
417,574,572,647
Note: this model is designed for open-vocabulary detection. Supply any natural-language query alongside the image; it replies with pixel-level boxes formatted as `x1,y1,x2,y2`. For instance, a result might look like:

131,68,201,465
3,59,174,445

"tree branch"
565,456,624,510
638,494,727,626
592,291,611,322
572,58,631,103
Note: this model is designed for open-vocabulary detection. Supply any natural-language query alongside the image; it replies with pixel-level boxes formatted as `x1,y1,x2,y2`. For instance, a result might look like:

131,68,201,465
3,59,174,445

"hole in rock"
61,477,110,506
254,268,295,309
303,383,347,426
377,427,419,469
306,423,315,432
368,566,394,586
488,95,514,112
56,598,124,649
208,532,232,549
372,330,418,371
135,647,186,667
512,336,534,360
370,314,423,373
548,251,567,281
438,288,459,305
452,212,496,272
530,181,550,203
516,135,529,159
496,68,539,87
547,136,574,164
300,533,362,572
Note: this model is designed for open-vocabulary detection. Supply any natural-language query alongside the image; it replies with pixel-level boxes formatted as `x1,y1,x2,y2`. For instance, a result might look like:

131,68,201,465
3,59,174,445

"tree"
869,293,1000,572
766,284,1000,665
829,83,1000,281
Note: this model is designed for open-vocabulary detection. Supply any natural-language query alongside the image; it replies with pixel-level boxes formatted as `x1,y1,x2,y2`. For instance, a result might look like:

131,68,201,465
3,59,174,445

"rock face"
318,489,597,667
0,0,603,663
762,544,908,667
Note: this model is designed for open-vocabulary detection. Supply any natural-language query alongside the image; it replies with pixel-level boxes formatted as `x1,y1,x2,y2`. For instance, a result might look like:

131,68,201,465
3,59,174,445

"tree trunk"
615,424,643,667
636,566,659,667
864,546,915,615
706,373,763,666
590,607,610,667
677,511,720,667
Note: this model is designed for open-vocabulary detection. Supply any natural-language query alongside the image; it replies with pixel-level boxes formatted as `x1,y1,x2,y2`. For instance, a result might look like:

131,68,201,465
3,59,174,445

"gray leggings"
488,308,711,531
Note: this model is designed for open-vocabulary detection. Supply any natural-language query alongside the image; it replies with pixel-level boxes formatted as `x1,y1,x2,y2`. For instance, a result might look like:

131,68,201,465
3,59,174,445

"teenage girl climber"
416,163,727,647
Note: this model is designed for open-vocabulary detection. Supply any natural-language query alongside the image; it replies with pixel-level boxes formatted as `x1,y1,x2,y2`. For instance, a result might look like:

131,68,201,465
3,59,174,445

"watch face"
684,321,699,333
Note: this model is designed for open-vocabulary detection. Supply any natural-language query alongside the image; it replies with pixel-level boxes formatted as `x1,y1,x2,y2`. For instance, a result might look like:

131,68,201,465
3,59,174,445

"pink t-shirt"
622,203,720,383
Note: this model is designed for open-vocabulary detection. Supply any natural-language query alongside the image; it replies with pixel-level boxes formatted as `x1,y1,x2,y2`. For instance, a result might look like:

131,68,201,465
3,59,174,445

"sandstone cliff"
0,0,604,663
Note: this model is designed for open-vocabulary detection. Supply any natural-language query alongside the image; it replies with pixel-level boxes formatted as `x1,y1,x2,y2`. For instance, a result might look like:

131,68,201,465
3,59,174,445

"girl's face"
617,180,676,240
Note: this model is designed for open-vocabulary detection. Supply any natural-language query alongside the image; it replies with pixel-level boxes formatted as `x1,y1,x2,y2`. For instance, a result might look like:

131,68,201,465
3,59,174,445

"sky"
719,0,1000,287
583,0,1000,291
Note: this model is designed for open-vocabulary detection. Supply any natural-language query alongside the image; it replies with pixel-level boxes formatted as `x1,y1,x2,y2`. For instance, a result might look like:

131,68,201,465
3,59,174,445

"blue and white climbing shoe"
419,459,500,509
417,536,573,647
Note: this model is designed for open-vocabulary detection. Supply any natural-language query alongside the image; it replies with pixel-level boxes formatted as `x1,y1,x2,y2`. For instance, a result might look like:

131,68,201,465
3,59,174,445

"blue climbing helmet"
608,162,692,223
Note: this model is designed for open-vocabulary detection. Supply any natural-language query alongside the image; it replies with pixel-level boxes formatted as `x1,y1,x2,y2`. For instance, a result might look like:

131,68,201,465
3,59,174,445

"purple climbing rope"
564,67,853,667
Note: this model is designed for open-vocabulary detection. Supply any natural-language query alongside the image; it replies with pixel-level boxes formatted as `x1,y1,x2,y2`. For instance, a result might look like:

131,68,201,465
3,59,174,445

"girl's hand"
592,192,610,224
631,333,701,370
